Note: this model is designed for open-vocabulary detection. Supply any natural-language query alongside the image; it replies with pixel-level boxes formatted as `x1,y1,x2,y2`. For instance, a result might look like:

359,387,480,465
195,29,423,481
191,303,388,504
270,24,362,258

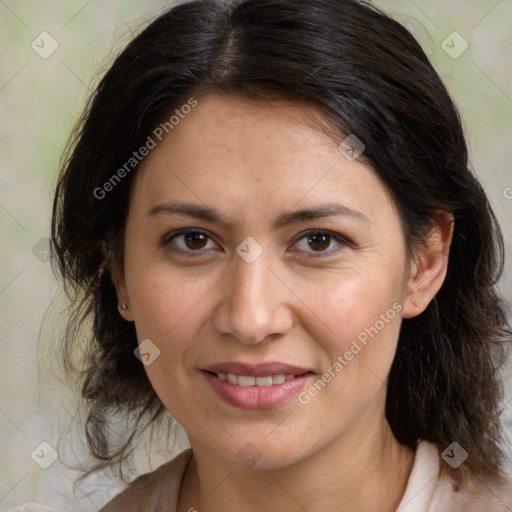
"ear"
111,265,134,322
402,212,454,319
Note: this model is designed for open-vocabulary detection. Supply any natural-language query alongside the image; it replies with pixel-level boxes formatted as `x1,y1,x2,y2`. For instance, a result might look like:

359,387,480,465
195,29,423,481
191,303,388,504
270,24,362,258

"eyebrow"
146,201,369,228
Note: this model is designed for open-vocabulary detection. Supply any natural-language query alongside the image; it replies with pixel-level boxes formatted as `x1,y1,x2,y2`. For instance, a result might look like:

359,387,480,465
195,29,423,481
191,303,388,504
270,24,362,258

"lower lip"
203,371,313,410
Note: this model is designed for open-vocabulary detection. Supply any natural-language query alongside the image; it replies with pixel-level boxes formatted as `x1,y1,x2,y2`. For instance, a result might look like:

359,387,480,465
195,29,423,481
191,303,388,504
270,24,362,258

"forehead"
140,93,339,174
131,93,396,226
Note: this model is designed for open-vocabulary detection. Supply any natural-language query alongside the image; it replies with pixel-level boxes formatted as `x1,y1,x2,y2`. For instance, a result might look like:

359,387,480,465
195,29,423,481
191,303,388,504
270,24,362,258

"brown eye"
292,229,348,257
184,231,208,250
307,232,331,251
163,229,217,253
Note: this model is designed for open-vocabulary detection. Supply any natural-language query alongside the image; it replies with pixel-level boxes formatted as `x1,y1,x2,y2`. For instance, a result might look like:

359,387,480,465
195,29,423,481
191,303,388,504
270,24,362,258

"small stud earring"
119,304,128,311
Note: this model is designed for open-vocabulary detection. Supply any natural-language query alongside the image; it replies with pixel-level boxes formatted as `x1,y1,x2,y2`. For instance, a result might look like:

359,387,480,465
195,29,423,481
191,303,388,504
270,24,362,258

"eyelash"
161,228,350,259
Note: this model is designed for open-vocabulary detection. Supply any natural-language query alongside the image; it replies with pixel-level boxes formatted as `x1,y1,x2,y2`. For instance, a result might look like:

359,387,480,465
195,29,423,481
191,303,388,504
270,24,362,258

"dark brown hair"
51,0,511,485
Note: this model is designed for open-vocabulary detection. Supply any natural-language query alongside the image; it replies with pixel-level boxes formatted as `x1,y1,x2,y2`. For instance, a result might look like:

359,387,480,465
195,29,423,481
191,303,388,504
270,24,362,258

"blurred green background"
0,0,511,510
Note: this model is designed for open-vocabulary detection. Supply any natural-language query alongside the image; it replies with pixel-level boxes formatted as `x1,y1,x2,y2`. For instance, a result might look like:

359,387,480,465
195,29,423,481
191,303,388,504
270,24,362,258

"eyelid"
161,228,220,253
161,228,210,245
161,228,351,257
288,229,350,257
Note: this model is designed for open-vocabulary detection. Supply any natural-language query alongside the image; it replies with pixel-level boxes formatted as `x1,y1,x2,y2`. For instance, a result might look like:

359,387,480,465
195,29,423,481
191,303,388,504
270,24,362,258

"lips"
202,361,314,409
218,373,295,387
203,361,312,377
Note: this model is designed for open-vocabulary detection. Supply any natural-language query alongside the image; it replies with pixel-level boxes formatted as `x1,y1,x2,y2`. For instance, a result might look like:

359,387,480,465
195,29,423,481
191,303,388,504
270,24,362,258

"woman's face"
118,93,418,468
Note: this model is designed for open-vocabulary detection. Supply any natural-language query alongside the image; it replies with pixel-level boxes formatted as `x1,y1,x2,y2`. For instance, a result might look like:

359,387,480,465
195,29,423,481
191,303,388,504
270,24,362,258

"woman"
16,0,512,510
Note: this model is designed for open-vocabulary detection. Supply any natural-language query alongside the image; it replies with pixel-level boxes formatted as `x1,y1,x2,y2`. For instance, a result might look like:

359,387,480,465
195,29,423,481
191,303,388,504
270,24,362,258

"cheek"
125,243,206,324
295,264,404,345
295,264,405,406
124,262,214,410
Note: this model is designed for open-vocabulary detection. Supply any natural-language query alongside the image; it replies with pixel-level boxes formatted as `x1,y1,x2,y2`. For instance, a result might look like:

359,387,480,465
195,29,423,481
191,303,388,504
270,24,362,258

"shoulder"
8,450,193,512
7,504,59,512
398,440,512,511
399,439,512,511
434,469,512,511
100,448,193,512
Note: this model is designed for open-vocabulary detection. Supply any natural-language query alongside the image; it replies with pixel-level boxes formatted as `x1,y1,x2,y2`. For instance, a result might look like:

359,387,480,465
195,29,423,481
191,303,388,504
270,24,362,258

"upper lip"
203,362,313,377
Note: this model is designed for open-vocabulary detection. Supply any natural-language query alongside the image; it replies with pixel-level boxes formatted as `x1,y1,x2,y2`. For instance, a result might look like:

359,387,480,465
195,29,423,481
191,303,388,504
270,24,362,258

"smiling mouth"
202,369,315,409
206,371,312,387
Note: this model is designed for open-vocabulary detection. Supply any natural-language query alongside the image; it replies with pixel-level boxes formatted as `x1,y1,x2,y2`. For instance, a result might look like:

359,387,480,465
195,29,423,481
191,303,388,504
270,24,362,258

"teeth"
272,374,286,385
238,375,256,387
218,373,294,386
256,376,273,387
227,373,238,385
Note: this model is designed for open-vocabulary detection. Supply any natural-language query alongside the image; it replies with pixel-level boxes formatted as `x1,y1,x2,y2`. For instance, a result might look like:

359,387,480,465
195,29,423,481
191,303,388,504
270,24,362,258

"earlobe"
402,212,454,319
111,269,134,322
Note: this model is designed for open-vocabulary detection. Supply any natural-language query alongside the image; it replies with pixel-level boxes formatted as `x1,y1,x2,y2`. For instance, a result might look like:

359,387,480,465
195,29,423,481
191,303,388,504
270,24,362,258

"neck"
178,407,415,512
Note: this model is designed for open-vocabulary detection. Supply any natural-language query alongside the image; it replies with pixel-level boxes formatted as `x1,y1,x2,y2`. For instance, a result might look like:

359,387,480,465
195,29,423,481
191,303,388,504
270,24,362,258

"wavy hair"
51,0,511,485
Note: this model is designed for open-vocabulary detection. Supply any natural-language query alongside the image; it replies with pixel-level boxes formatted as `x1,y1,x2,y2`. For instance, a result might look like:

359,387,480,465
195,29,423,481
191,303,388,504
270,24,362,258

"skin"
114,93,454,512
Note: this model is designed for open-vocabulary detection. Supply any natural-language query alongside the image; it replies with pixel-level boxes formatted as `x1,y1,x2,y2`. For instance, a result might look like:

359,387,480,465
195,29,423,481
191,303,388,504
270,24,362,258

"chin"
207,433,317,470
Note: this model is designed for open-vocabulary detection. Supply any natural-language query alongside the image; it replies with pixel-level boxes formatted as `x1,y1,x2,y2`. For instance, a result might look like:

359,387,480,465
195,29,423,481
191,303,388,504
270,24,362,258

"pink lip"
202,361,314,410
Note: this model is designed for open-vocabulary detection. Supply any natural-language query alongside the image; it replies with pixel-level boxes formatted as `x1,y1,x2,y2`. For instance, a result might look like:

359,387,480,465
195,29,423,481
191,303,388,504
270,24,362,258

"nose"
212,251,294,345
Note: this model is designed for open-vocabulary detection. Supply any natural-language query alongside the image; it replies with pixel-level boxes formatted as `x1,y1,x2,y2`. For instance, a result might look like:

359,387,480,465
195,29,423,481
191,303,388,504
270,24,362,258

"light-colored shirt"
11,440,512,511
